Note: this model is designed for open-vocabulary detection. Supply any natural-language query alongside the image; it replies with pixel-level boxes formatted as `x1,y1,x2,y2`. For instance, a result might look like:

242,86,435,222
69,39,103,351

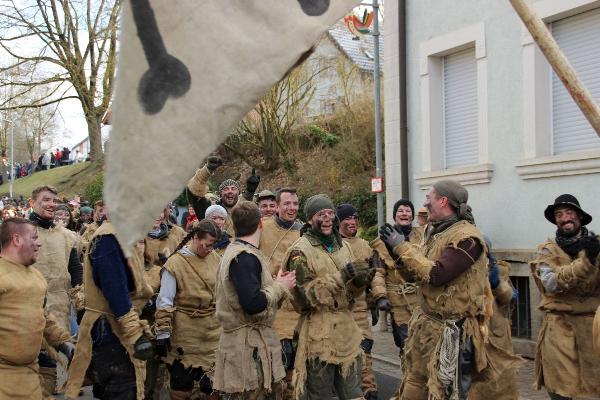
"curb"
371,353,402,368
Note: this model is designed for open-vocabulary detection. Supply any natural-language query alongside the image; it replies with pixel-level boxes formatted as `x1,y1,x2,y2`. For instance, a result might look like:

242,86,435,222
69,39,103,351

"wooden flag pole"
509,0,600,138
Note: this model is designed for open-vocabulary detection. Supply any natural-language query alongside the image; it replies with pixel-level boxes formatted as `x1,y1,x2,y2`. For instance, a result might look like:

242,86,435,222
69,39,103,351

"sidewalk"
369,322,598,400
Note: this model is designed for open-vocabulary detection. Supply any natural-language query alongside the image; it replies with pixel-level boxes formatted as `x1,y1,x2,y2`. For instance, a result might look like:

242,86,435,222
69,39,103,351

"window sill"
515,151,600,179
414,163,494,189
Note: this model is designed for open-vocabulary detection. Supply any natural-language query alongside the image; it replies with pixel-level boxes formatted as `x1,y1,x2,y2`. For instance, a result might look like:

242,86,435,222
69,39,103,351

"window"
517,0,600,179
415,23,492,189
551,8,600,155
443,48,478,168
510,276,532,339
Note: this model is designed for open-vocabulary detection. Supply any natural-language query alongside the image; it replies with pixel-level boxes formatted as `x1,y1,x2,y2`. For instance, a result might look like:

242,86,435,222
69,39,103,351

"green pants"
300,357,363,400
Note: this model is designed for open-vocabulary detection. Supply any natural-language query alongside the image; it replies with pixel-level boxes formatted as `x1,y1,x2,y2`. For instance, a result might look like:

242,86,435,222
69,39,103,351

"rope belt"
175,305,215,318
422,311,461,400
222,322,269,334
386,282,417,295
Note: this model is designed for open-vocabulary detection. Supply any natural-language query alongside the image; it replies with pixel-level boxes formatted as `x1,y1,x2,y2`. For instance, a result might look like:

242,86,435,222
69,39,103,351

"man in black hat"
531,194,600,400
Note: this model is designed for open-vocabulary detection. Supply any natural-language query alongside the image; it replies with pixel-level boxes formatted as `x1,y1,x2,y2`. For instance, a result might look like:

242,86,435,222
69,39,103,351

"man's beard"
557,222,579,238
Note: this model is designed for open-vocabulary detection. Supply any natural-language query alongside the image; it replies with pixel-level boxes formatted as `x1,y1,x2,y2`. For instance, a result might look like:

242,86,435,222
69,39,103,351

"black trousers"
90,342,137,400
168,359,213,393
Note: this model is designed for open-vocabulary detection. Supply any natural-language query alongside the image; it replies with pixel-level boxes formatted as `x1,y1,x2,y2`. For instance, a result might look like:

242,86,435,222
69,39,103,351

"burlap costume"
595,304,600,356
32,222,79,396
393,220,518,400
259,217,302,400
283,234,363,400
530,239,600,398
343,235,380,397
0,258,71,400
370,227,422,326
155,251,222,370
469,261,521,400
145,224,186,266
80,221,101,258
259,217,302,340
213,241,288,395
32,224,78,331
65,222,154,400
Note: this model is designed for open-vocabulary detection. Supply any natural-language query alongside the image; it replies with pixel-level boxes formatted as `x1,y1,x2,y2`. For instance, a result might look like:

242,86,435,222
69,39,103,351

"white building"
70,122,111,161
304,20,383,117
384,0,600,355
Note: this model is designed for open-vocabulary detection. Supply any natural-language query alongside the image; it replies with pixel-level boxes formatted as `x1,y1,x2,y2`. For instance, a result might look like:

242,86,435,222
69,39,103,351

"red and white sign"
370,177,383,193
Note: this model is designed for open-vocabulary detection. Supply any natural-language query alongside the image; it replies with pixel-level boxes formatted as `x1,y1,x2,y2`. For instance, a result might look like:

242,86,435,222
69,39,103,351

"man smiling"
29,185,82,397
531,194,600,400
0,218,74,399
259,187,302,400
284,194,373,400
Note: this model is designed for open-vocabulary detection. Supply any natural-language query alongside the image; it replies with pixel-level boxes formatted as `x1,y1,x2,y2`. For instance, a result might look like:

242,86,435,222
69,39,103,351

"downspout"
399,0,409,199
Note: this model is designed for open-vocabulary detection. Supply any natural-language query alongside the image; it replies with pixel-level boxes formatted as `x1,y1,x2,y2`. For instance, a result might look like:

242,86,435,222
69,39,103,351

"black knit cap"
336,203,358,221
544,194,592,226
393,199,415,220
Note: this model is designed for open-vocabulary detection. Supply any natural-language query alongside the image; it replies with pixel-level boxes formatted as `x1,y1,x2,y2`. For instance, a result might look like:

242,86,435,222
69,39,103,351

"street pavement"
370,324,599,400
59,322,599,399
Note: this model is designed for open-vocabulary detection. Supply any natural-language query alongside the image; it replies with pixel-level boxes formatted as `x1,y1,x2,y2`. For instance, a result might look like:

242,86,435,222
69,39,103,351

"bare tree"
224,65,317,171
0,0,120,161
21,105,59,161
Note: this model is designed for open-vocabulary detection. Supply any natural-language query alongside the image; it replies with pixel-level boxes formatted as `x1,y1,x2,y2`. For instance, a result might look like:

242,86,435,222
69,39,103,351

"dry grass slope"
0,161,102,199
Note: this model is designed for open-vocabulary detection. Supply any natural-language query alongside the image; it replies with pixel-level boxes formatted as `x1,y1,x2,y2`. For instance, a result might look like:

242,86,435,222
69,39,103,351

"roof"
327,20,384,73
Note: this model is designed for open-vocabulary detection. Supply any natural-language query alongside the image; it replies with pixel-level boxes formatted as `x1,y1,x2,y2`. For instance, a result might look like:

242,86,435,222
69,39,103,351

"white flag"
106,0,360,252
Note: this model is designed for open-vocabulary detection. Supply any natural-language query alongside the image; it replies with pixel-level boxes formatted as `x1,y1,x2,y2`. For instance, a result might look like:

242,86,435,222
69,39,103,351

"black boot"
365,390,378,400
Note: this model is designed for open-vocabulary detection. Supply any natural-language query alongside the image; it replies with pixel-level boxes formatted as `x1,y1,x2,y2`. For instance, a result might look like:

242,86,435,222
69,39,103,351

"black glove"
206,156,223,172
379,223,405,252
158,252,168,265
352,267,375,288
368,250,385,270
370,306,379,326
141,299,156,319
376,298,392,311
155,337,171,358
580,235,600,264
341,262,357,282
246,168,260,194
133,334,154,361
57,342,76,364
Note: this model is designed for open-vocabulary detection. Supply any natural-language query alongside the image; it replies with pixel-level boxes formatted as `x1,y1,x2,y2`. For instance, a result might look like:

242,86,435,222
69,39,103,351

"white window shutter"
551,8,600,155
443,48,478,169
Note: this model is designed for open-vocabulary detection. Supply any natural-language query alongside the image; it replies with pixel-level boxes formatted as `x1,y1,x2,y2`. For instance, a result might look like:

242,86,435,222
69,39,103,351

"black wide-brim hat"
544,194,592,226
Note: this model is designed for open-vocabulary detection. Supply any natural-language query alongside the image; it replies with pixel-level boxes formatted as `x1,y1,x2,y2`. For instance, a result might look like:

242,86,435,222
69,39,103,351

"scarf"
429,215,460,237
214,232,231,250
275,214,296,230
147,222,169,240
556,226,590,258
395,224,413,240
305,227,338,253
29,211,54,229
